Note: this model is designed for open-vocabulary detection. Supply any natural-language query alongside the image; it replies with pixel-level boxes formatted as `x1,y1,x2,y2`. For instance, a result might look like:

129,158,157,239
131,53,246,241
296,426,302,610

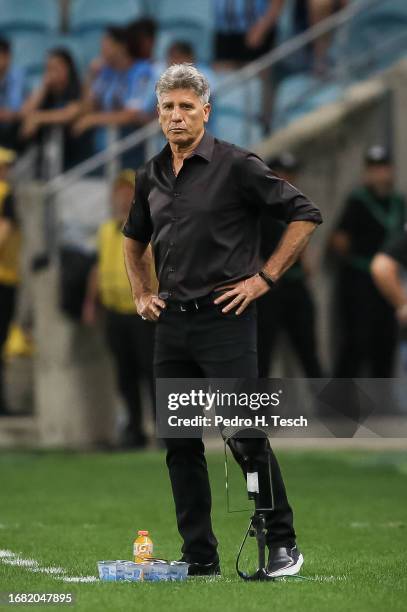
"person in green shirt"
330,145,405,377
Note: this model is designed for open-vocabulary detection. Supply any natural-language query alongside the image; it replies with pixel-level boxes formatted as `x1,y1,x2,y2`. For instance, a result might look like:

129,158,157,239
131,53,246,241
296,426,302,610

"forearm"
123,237,153,301
0,108,20,121
85,109,144,127
262,0,285,28
32,104,80,125
262,220,318,281
371,254,407,309
84,264,99,305
21,86,46,116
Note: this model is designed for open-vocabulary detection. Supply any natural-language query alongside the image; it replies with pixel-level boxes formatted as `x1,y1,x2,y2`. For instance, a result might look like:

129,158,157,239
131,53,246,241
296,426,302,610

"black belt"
165,293,218,312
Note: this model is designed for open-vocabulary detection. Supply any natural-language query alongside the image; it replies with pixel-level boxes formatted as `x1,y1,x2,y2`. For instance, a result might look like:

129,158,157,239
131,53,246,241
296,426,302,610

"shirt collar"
158,130,215,165
191,130,215,162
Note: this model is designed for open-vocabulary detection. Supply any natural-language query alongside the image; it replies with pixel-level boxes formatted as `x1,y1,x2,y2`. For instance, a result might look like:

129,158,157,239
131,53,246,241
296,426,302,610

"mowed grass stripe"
0,450,406,612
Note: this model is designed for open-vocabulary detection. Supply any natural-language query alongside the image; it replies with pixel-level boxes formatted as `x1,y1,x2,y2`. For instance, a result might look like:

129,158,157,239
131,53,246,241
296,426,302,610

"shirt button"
169,241,174,246
169,267,175,273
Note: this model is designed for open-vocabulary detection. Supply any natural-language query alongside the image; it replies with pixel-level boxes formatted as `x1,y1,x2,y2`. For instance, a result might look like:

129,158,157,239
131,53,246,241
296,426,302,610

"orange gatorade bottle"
134,530,153,563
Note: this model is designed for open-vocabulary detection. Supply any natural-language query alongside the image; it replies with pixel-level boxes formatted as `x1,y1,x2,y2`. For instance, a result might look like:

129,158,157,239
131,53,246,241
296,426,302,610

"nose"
170,106,182,122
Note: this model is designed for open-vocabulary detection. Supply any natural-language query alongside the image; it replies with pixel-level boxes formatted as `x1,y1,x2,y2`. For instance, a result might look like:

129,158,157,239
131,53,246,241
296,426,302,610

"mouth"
169,127,186,132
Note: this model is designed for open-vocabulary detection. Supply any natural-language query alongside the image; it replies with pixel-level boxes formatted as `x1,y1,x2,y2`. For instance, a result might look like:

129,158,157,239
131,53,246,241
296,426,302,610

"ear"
203,103,211,124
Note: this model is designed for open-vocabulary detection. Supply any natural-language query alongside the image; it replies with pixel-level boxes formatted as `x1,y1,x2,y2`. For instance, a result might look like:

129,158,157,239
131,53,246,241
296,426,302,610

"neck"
170,129,205,162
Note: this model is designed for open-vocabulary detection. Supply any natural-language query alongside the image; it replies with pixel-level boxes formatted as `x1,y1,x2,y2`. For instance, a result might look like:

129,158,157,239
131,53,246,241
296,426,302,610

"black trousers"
154,301,296,564
333,269,398,377
105,309,154,440
0,283,16,413
257,280,323,378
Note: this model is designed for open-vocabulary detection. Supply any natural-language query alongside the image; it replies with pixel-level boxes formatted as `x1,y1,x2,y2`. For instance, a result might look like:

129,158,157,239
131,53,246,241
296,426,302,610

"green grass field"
0,449,406,612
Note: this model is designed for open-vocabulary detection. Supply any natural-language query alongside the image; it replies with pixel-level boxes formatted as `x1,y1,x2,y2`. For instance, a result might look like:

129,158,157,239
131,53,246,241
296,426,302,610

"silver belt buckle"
180,304,187,312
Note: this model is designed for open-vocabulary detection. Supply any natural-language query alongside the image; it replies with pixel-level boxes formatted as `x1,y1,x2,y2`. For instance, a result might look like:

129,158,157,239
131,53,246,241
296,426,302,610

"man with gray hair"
123,63,322,577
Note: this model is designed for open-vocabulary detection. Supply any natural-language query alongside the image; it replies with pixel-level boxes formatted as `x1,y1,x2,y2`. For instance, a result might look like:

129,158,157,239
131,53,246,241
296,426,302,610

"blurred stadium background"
0,0,406,447
0,2,406,609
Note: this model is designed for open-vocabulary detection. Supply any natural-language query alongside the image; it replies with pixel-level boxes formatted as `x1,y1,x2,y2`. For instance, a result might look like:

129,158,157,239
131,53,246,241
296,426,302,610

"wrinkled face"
46,55,70,89
365,164,394,197
157,88,210,147
112,182,134,220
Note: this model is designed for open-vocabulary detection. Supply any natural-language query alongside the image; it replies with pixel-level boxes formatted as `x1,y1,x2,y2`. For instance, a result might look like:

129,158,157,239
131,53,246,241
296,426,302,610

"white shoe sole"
267,553,304,578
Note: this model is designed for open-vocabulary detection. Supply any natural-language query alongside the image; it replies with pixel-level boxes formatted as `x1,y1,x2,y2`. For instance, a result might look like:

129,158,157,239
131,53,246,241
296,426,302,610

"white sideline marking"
309,575,348,582
62,576,98,583
0,550,97,583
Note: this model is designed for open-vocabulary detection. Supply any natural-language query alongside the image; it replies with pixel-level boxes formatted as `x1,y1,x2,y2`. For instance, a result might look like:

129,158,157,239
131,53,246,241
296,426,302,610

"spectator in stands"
257,153,323,377
73,24,155,166
371,229,407,372
0,147,20,416
298,0,349,72
20,49,86,172
82,170,155,449
126,18,156,61
330,145,405,378
166,41,216,86
214,0,286,68
0,38,26,151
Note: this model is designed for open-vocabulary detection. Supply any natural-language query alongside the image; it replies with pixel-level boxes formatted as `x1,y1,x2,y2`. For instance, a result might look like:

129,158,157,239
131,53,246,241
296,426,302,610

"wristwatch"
258,270,275,289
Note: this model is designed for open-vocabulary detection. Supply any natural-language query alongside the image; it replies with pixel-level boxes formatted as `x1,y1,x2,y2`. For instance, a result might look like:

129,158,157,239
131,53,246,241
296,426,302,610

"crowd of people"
0,1,348,171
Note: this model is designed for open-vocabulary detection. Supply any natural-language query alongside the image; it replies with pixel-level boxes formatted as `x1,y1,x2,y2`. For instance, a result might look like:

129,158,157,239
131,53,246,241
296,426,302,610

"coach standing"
123,64,322,577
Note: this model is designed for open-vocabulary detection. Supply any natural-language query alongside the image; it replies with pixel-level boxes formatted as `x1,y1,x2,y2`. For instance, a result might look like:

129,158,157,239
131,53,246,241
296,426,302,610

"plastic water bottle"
133,530,153,563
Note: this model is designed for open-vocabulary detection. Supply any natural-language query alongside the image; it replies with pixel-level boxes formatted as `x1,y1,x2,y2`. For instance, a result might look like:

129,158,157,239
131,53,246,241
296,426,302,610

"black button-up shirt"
122,131,322,301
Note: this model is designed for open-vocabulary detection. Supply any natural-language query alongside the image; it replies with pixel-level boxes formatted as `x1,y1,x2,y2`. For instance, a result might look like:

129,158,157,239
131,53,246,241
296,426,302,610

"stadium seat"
272,73,341,130
331,0,407,82
71,31,103,70
10,31,51,78
306,82,341,110
0,0,60,32
149,0,213,28
152,0,214,63
69,0,148,32
212,75,264,147
216,76,264,120
213,111,263,148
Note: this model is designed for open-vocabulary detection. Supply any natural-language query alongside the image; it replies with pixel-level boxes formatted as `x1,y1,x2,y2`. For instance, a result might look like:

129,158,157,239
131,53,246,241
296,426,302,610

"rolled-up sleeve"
122,168,153,243
239,153,323,225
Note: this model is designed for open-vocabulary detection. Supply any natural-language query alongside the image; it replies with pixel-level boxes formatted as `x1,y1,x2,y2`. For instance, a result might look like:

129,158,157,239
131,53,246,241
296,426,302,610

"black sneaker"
179,557,221,577
266,545,303,578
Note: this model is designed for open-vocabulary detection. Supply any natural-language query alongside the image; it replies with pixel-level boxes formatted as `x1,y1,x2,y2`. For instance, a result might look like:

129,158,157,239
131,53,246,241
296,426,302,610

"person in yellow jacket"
82,169,155,448
0,147,20,415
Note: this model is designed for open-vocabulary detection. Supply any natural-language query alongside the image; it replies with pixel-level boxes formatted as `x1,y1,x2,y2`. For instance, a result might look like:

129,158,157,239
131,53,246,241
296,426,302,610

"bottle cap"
138,530,149,536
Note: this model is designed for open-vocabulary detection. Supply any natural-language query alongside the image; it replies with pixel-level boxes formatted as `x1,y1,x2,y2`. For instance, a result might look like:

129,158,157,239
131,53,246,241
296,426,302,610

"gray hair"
155,63,210,104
